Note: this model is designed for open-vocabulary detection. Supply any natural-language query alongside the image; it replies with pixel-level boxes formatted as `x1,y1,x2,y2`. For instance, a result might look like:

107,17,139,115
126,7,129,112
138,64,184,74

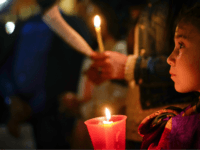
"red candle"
84,108,127,149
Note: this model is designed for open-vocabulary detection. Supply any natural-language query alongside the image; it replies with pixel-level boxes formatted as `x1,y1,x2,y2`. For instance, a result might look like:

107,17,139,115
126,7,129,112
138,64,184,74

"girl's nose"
167,50,175,66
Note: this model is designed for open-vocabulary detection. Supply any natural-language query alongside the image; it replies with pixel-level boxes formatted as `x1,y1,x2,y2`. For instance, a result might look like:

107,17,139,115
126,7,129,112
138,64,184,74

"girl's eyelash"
178,42,184,49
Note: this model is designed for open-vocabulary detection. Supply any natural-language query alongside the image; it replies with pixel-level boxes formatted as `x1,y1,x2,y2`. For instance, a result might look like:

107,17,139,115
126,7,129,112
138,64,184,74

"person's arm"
124,55,138,82
90,51,171,84
36,0,94,57
90,51,170,81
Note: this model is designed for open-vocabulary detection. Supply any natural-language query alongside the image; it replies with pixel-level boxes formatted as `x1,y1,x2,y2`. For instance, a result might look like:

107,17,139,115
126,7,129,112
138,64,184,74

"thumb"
90,51,107,60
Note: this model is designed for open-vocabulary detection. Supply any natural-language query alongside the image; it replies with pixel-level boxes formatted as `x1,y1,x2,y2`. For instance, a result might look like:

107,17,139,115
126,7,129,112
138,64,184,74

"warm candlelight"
103,108,113,124
84,108,127,149
103,108,114,149
94,15,104,53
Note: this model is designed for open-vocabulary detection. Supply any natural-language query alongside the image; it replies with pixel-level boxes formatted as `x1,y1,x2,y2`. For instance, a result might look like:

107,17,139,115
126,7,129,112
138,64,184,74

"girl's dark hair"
177,3,200,32
90,0,133,40
165,0,200,56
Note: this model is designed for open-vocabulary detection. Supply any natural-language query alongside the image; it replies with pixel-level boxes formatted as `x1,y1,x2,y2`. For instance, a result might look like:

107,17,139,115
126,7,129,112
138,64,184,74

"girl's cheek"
172,47,180,59
177,50,183,59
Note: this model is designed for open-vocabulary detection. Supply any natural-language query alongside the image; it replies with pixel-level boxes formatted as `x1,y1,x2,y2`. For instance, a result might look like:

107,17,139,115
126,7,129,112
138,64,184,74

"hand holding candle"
84,108,127,149
94,15,104,53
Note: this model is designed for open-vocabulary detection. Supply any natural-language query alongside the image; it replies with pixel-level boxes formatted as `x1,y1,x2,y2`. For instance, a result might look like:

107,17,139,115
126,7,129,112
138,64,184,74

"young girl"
138,5,200,149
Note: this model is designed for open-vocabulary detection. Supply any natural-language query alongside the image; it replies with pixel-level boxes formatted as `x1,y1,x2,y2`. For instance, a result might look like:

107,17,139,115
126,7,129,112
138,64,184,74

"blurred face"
167,23,200,93
74,0,90,20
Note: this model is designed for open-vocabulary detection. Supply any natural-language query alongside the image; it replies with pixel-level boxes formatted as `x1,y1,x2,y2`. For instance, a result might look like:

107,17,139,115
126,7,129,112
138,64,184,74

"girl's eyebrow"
174,34,188,39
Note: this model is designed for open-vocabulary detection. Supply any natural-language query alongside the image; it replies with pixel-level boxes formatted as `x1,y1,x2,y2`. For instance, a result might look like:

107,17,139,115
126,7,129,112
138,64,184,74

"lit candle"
94,15,104,53
103,108,113,124
103,108,114,149
84,108,127,149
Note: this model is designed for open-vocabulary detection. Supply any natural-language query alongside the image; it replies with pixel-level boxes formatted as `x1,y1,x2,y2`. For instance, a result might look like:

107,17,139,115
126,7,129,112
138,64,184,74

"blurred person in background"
0,4,34,147
0,0,96,148
88,0,200,148
59,0,133,149
76,0,133,121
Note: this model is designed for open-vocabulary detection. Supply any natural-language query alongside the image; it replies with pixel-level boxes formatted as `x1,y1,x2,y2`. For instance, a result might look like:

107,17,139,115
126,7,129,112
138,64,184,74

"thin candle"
94,15,104,53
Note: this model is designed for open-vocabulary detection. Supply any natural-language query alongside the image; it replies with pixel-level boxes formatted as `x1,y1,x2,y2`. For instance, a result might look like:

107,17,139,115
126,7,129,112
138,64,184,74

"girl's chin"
174,85,192,93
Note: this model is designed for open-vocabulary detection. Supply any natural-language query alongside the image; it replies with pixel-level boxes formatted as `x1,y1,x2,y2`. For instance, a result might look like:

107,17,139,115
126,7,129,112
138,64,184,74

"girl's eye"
179,42,184,49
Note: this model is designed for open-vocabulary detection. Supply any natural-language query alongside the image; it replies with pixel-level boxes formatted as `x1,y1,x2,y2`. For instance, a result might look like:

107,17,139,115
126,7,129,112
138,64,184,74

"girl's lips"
170,74,176,80
170,72,176,79
169,72,176,76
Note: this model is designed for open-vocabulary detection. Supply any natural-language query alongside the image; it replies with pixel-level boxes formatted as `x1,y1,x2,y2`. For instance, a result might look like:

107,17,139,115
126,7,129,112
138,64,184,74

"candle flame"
94,15,101,27
105,108,111,121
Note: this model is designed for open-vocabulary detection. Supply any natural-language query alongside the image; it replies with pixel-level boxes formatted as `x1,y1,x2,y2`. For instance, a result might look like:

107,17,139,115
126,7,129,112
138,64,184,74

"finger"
104,51,121,58
100,68,112,74
88,77,104,84
104,51,113,57
101,73,112,79
91,61,108,68
89,51,98,59
90,52,108,60
92,57,112,67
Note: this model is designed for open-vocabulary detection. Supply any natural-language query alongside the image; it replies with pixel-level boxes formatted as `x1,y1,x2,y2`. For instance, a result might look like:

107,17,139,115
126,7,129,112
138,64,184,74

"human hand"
59,92,81,117
7,96,32,138
85,66,107,85
90,51,128,80
9,96,32,122
85,51,108,85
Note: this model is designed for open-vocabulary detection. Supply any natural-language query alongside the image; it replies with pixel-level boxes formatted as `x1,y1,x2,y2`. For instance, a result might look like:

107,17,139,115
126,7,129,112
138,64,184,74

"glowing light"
105,108,111,121
5,21,15,34
94,15,101,28
94,15,104,52
0,0,7,5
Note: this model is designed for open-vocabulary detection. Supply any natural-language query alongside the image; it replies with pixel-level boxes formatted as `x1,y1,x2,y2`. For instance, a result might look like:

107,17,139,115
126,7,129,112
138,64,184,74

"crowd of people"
0,0,200,149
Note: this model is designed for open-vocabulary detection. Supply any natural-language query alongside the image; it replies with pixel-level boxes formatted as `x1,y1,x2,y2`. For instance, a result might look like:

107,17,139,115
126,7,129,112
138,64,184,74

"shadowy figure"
0,8,95,148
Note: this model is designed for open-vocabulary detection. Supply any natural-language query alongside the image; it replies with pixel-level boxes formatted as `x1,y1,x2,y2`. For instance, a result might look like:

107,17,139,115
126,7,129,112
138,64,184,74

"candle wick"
105,117,108,122
107,117,110,122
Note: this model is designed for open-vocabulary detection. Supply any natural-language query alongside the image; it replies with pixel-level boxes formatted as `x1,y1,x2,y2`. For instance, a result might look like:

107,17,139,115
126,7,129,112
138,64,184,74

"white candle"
94,15,104,53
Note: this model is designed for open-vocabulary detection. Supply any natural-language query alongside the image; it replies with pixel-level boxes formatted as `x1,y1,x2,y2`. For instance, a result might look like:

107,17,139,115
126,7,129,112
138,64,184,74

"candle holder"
84,115,127,150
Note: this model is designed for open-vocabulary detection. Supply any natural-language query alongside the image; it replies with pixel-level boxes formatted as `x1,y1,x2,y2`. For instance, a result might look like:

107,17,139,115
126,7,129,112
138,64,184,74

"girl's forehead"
176,23,193,32
175,23,200,40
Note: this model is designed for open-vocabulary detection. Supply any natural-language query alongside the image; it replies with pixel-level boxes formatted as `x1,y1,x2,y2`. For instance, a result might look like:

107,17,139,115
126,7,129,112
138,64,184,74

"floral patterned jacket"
138,97,200,149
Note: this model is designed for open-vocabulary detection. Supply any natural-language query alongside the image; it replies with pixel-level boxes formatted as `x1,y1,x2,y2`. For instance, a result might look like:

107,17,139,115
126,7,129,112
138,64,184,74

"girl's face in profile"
167,23,200,93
